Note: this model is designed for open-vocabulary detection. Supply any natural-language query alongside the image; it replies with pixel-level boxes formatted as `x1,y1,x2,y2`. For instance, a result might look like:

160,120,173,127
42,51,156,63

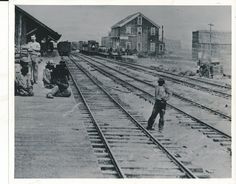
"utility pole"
208,23,214,58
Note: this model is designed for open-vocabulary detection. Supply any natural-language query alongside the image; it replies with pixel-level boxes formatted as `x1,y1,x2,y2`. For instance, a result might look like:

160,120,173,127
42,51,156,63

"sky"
19,5,231,49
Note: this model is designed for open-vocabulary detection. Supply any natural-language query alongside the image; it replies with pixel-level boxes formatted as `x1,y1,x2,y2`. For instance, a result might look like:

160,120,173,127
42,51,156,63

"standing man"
28,35,41,84
147,78,171,131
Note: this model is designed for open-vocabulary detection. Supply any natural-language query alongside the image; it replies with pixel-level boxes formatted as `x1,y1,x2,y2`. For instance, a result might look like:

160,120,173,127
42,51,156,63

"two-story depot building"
102,12,165,56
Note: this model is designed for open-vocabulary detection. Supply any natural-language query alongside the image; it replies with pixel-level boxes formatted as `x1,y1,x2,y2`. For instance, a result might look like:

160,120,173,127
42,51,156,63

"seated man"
43,60,55,89
15,66,34,96
46,61,71,98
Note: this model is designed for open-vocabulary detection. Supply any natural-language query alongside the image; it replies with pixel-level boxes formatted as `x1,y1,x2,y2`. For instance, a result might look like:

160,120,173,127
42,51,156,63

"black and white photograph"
11,2,234,181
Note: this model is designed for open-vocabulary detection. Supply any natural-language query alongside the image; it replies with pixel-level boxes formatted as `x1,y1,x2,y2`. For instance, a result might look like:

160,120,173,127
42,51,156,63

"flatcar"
57,41,71,56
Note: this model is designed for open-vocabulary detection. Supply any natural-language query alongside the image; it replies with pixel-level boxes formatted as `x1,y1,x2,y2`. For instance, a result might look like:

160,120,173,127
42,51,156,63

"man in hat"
146,78,171,131
58,60,70,80
27,34,41,84
19,56,30,70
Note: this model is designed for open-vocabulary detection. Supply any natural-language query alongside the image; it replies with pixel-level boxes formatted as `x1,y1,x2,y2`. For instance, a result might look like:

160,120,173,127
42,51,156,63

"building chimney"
161,25,164,42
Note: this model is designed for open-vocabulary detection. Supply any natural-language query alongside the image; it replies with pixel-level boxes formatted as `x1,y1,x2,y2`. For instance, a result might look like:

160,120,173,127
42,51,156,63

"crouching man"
146,78,171,131
15,66,34,96
46,61,71,99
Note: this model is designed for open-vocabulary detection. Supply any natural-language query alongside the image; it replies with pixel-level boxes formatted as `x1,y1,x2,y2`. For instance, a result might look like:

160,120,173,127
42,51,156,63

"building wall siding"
101,36,112,48
192,31,231,60
192,30,231,75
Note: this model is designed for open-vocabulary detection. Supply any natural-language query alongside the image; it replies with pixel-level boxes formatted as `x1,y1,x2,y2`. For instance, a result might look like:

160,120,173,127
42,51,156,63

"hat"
59,60,66,64
20,57,29,63
47,60,54,65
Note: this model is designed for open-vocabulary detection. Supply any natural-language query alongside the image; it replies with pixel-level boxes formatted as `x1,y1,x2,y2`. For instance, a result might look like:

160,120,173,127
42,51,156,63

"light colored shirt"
155,84,171,101
15,72,32,89
43,68,52,83
27,41,41,55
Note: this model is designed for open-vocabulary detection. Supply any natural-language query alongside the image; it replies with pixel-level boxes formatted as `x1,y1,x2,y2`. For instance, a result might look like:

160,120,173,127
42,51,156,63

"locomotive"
57,41,71,56
79,40,121,59
57,39,121,59
79,40,99,55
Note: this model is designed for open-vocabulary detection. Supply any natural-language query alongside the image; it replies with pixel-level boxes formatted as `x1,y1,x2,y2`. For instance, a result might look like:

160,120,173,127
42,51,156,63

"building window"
137,27,142,35
126,42,131,49
137,16,142,25
150,42,155,52
126,26,131,34
151,27,156,35
137,35,142,42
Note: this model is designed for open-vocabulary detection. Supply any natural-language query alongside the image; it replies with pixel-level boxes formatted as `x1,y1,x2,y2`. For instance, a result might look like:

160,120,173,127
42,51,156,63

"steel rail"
74,55,231,139
67,60,126,178
94,55,231,90
115,62,231,99
78,54,231,121
92,54,231,95
69,56,198,178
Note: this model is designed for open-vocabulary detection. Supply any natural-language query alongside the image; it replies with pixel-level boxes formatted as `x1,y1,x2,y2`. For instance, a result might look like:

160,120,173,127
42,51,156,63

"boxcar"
57,41,71,56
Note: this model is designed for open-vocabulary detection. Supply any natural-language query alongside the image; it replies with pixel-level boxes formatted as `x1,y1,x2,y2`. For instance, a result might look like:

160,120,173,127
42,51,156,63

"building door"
159,44,164,53
126,42,131,50
150,42,156,52
137,42,142,52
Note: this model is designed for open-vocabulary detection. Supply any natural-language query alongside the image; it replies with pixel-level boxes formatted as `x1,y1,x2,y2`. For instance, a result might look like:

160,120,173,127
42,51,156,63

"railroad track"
66,56,202,178
72,54,231,153
92,55,231,99
77,54,231,121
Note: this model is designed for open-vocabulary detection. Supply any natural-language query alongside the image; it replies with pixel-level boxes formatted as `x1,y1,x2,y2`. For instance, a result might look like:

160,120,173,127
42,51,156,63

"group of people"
43,60,71,98
15,34,40,96
15,34,71,99
197,59,214,78
15,34,170,131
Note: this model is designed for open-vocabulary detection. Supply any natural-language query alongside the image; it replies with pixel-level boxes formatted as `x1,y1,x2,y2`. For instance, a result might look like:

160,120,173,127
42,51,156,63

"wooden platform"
15,58,103,178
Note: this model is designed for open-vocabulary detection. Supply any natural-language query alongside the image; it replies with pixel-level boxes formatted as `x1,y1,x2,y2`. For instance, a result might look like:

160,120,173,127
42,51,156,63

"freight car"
71,41,79,51
57,41,71,56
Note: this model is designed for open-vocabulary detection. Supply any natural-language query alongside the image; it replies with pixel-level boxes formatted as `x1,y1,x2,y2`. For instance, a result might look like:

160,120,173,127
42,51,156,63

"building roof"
111,12,160,29
16,6,61,41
